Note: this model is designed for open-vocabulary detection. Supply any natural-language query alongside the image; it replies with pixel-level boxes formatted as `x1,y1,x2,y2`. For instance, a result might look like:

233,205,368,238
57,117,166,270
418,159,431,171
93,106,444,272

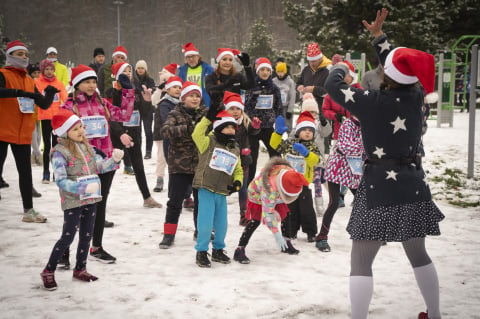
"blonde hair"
64,134,94,158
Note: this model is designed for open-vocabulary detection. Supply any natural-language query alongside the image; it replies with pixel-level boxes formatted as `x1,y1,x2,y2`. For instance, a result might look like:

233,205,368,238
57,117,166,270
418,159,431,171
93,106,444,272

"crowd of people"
0,8,444,318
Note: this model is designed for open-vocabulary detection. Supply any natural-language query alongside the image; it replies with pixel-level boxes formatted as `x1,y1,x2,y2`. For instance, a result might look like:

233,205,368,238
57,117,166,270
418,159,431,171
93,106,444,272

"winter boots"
196,251,211,268
90,247,116,263
73,268,98,282
159,223,177,249
211,249,231,264
233,247,250,264
143,196,163,208
153,177,164,192
281,239,300,255
40,270,57,291
315,235,331,252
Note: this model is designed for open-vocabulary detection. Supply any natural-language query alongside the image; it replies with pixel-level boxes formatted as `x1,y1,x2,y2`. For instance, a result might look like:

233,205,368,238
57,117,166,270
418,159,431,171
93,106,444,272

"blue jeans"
195,188,228,252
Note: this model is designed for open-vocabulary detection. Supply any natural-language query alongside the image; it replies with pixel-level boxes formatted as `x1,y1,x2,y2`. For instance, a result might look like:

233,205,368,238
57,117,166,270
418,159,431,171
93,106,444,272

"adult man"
89,47,105,75
46,47,69,87
296,43,332,151
97,45,127,99
178,42,214,107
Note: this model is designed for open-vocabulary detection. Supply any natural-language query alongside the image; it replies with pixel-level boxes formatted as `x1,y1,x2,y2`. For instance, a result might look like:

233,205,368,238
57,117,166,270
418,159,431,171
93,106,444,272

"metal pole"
113,1,123,46
437,53,444,128
467,44,478,178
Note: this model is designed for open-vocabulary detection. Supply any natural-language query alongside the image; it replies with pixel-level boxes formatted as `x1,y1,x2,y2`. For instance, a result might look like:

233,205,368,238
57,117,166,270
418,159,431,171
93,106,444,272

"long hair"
215,64,237,79
64,134,94,158
72,88,111,120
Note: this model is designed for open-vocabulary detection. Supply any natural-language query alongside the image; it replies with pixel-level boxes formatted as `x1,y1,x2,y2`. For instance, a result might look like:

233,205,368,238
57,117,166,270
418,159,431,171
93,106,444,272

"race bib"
286,153,306,174
17,97,34,113
346,155,364,175
81,115,108,138
255,94,273,109
280,92,287,105
124,110,140,127
78,175,102,200
209,148,238,175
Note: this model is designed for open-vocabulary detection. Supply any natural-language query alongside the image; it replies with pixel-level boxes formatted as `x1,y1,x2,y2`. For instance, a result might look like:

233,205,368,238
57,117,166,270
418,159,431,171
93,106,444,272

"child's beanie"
111,62,131,80
165,76,183,90
301,93,318,113
40,59,55,73
223,91,244,111
52,109,81,137
296,111,316,135
70,64,97,88
213,110,237,132
275,62,287,74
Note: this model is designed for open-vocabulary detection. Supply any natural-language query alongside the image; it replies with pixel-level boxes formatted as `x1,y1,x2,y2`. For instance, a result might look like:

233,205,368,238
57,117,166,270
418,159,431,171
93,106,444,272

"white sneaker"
22,208,47,223
315,197,324,217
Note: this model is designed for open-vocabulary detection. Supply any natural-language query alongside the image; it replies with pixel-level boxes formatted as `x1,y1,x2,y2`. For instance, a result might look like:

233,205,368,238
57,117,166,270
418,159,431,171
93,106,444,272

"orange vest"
35,74,67,120
0,66,36,144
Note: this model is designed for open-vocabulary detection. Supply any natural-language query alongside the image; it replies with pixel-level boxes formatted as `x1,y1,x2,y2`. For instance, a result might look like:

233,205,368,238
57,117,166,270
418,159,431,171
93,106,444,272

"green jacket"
192,117,243,195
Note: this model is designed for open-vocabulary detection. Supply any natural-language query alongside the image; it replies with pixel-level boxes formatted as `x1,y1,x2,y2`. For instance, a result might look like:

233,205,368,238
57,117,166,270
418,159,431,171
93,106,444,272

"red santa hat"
6,40,28,55
216,48,240,63
182,42,199,57
163,63,179,75
112,45,128,59
307,43,323,61
180,81,202,100
384,47,435,94
295,111,316,135
165,76,183,90
255,57,272,74
344,60,357,81
52,109,81,137
301,93,318,114
223,91,244,111
70,64,97,88
111,62,131,80
276,169,309,204
213,110,237,131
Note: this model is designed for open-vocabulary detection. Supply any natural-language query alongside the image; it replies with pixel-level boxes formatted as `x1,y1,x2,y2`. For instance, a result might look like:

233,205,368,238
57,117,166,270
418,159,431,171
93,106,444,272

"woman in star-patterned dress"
324,9,444,319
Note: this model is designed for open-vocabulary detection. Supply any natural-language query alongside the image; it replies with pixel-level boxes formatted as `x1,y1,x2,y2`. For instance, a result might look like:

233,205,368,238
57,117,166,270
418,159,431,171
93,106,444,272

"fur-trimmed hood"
261,156,292,191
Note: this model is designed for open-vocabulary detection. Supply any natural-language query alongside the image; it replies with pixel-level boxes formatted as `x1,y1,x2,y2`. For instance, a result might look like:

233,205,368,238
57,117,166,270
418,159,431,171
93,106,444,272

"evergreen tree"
242,18,275,62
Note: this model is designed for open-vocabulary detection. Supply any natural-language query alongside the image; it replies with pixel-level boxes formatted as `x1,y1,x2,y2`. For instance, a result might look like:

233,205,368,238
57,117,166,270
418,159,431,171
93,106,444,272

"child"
61,64,134,264
244,57,283,185
272,61,296,132
315,116,364,252
192,108,243,267
40,109,124,290
233,157,308,264
159,81,207,248
109,61,162,208
270,111,321,242
153,76,183,192
299,93,332,216
34,59,68,184
223,91,261,225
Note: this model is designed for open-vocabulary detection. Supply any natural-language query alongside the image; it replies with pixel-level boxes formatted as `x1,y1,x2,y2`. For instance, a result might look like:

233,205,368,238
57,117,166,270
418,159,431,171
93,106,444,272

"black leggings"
46,204,96,271
41,119,58,176
317,182,356,238
238,218,289,247
0,141,33,209
92,170,116,247
125,136,151,200
247,128,280,185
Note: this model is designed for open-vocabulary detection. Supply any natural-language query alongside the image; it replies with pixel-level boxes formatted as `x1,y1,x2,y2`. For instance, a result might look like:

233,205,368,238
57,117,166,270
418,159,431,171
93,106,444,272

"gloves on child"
85,182,99,194
206,104,219,122
241,148,251,156
112,148,124,162
275,115,288,135
120,133,134,148
293,142,310,157
118,74,132,89
273,231,288,251
227,180,242,194
251,117,261,130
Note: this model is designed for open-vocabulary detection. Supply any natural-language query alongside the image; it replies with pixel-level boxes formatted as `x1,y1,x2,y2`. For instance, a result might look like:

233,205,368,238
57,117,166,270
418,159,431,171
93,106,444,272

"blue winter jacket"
178,61,214,107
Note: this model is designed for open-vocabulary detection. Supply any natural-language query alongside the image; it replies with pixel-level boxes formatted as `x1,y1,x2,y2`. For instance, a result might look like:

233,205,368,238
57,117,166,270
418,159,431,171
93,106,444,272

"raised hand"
251,117,261,129
141,84,152,102
275,115,288,135
362,8,388,38
293,142,309,157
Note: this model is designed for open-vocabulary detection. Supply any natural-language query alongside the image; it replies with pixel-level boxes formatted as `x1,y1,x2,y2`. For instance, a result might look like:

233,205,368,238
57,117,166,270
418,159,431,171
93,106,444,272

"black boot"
159,234,175,249
233,247,250,264
196,251,211,268
212,249,231,264
282,239,300,255
153,177,163,192
58,249,70,270
0,177,9,188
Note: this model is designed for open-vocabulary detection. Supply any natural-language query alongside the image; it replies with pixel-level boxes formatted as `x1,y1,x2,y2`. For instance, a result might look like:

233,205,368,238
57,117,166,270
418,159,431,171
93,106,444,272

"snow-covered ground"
0,111,479,319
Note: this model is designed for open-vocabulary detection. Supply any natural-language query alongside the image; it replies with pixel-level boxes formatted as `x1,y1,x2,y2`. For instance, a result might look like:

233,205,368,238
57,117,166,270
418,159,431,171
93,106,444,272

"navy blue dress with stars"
324,34,444,242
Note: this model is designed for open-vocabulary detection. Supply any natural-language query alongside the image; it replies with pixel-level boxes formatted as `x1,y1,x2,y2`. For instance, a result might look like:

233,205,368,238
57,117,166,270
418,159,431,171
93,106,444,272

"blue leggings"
45,204,96,271
195,188,228,252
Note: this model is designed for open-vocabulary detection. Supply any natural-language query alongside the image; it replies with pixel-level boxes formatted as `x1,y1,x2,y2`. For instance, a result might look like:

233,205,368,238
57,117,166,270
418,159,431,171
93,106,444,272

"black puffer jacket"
244,76,283,129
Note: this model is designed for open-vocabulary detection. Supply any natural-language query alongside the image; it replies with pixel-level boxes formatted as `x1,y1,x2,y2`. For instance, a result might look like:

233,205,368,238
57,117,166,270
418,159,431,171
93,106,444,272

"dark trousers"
318,182,356,238
165,174,198,227
142,111,154,153
92,170,116,247
238,217,290,247
46,204,96,271
124,130,150,200
238,166,249,211
248,127,280,184
41,119,58,176
285,185,317,237
0,141,33,209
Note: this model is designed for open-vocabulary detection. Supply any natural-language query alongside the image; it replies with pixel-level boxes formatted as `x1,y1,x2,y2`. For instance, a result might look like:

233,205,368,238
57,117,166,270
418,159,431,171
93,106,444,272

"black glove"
285,112,293,120
319,113,328,126
17,89,43,100
334,113,344,123
118,74,132,89
227,180,242,194
206,105,218,122
237,52,250,67
44,85,60,97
